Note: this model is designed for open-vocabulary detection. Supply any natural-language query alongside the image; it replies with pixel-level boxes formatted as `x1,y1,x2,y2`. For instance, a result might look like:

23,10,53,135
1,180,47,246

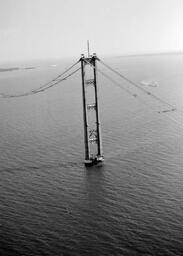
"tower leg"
81,57,90,161
92,55,103,158
80,54,104,166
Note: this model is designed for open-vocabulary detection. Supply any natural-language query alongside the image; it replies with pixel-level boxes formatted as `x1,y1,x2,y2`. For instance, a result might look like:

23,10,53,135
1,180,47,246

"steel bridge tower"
80,53,104,166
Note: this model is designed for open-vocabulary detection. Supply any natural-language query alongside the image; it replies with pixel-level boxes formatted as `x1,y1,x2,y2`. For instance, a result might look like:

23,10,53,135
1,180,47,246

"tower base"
84,155,104,167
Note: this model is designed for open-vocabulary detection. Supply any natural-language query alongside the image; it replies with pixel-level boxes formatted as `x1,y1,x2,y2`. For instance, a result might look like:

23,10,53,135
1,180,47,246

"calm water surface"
1,54,183,255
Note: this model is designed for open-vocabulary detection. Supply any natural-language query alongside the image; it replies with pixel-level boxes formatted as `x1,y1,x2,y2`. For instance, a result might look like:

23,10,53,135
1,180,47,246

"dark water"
1,54,183,255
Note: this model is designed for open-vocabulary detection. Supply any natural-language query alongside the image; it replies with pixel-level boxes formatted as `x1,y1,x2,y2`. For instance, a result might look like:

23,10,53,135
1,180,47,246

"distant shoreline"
0,67,36,72
117,51,183,58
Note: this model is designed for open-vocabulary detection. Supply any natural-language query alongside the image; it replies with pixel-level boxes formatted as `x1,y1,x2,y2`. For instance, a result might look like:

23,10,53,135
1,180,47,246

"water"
1,54,183,255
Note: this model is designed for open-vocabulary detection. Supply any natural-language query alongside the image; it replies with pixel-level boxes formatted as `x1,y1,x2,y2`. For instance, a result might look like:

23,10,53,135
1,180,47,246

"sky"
1,0,183,62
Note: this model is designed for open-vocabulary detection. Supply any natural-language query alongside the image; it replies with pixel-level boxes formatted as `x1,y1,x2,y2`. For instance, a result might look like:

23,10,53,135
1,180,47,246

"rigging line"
99,59,176,111
0,60,80,98
97,68,172,114
34,67,81,93
99,61,183,129
97,68,138,98
156,111,183,137
7,60,80,96
85,59,183,133
1,67,81,98
169,108,183,127
48,60,80,83
84,59,168,114
84,59,183,130
30,60,80,92
167,114,183,129
55,60,80,79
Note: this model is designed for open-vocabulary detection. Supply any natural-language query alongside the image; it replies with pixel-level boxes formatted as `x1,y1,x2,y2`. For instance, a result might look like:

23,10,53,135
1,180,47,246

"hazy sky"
1,0,183,62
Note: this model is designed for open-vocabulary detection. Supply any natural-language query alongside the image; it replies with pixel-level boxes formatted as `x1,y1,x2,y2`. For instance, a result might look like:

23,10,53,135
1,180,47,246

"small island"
0,67,36,72
0,67,20,72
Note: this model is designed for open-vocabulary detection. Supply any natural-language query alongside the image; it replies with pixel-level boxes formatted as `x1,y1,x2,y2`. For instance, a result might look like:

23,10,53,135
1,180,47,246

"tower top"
87,40,90,58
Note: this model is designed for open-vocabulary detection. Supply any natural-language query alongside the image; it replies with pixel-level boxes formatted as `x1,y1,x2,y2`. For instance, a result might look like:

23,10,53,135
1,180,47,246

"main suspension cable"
36,60,80,91
96,68,165,114
33,67,81,93
84,58,183,130
1,66,81,98
99,59,176,112
84,58,174,114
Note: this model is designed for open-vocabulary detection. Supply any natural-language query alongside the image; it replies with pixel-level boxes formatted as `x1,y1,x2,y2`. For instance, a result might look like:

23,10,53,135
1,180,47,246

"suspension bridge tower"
80,52,104,166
